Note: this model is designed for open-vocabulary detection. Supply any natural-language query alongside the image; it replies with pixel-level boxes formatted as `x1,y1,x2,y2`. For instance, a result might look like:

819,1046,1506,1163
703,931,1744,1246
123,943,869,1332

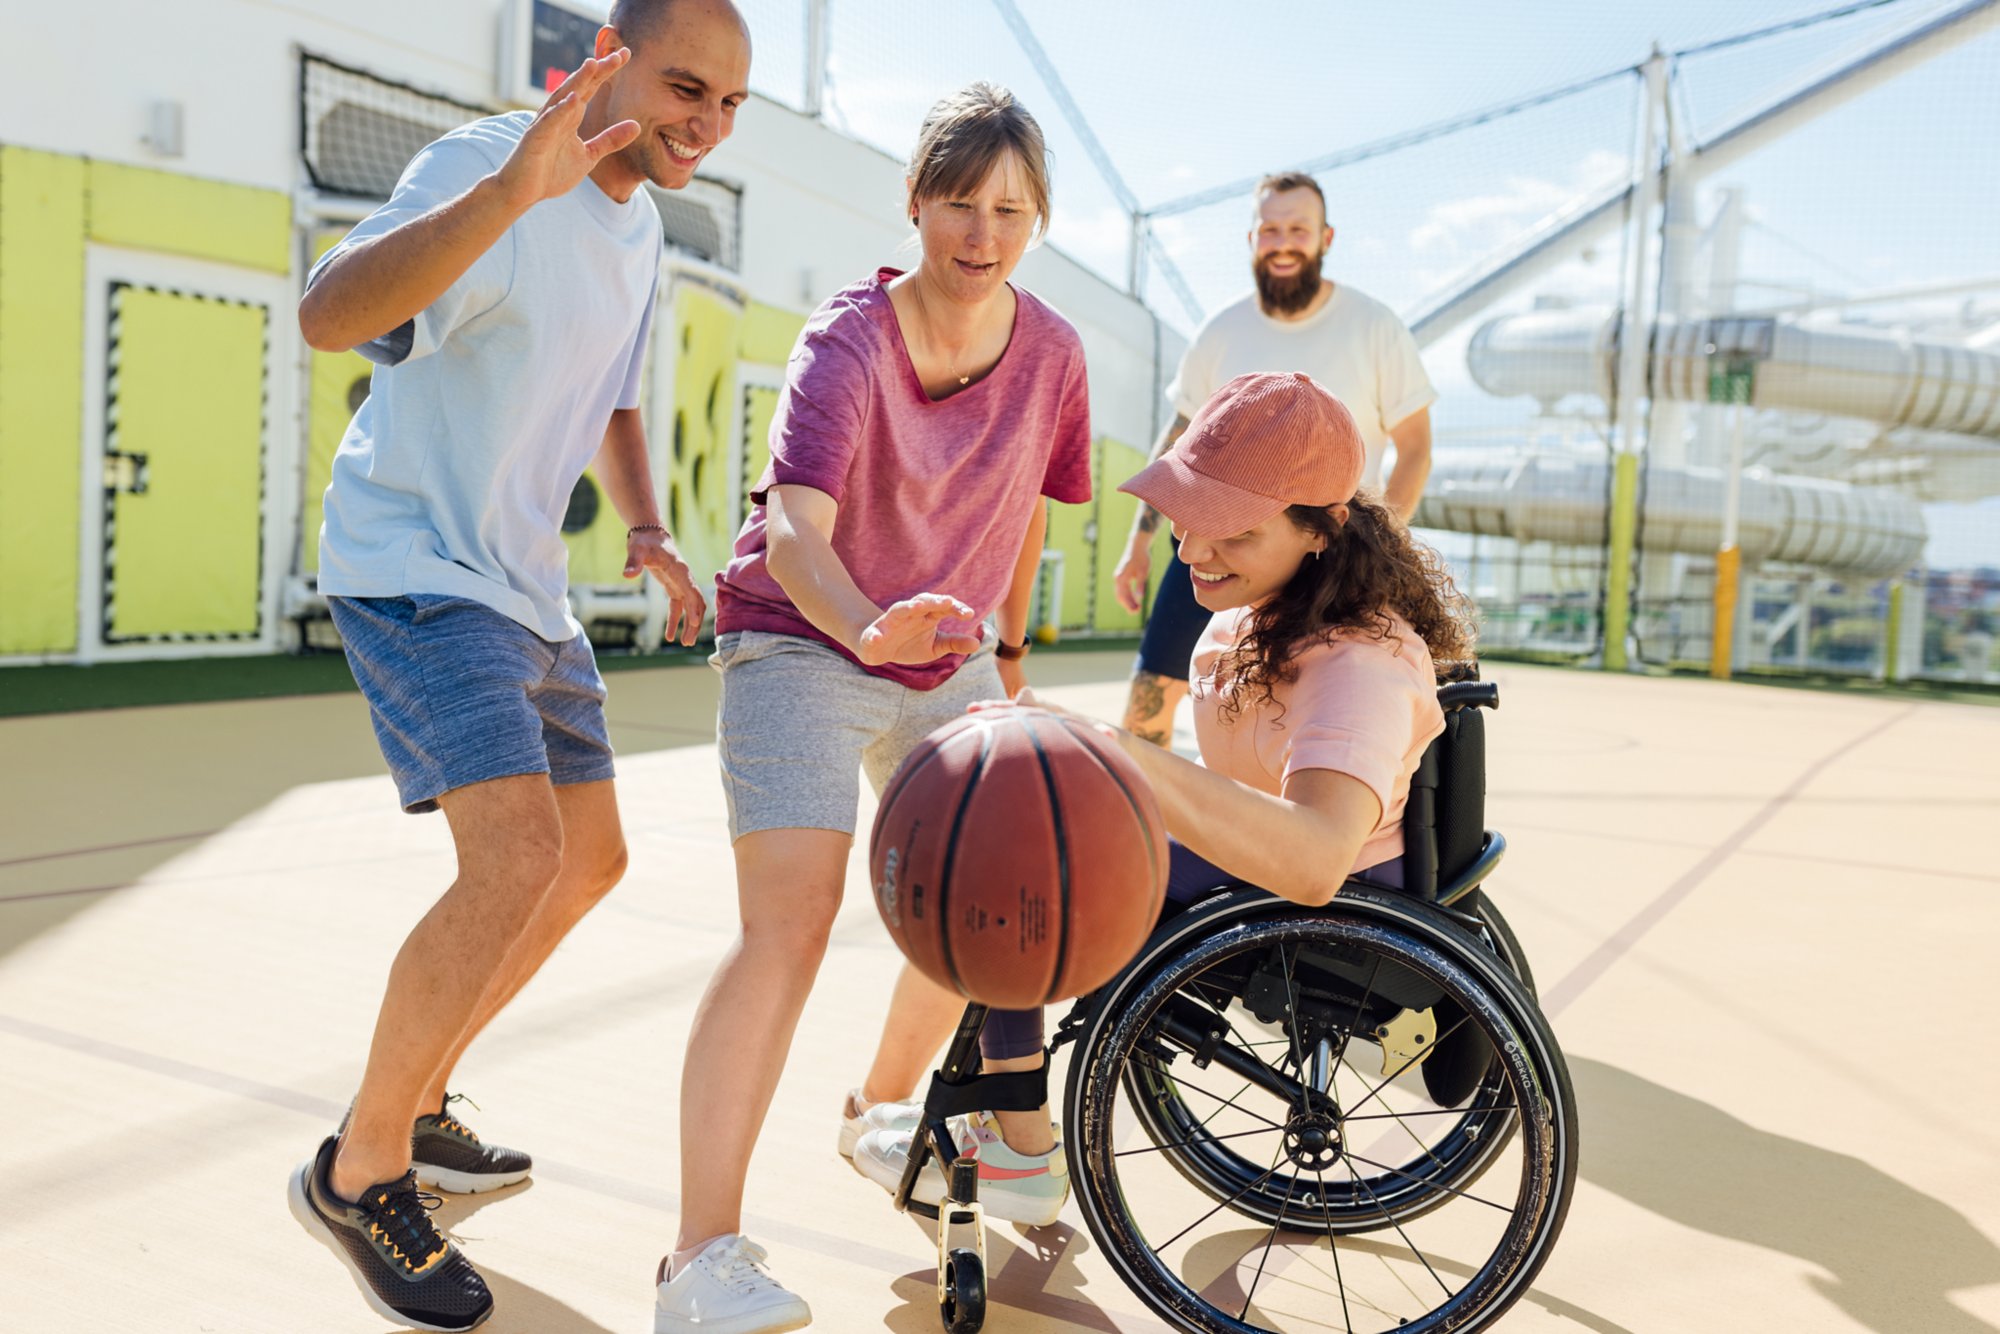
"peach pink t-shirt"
1189,607,1445,870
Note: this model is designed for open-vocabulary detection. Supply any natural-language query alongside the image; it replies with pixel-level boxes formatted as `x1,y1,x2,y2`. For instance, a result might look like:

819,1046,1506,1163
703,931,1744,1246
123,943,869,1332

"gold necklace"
913,281,971,386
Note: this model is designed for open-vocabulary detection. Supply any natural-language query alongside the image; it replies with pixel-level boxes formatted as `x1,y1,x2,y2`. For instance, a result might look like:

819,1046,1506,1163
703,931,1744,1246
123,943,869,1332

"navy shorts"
1134,541,1210,680
328,594,616,814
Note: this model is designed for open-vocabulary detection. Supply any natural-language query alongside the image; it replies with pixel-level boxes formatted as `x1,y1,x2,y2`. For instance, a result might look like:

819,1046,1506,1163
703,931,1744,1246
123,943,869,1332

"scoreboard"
498,0,609,106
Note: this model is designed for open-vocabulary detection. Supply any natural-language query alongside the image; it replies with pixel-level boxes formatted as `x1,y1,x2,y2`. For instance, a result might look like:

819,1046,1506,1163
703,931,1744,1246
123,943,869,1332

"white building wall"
4,0,1177,449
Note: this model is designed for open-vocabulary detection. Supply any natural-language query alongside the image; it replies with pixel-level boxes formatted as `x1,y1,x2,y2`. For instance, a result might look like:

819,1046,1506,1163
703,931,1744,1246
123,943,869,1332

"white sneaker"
835,1088,970,1159
654,1235,810,1334
853,1111,1069,1227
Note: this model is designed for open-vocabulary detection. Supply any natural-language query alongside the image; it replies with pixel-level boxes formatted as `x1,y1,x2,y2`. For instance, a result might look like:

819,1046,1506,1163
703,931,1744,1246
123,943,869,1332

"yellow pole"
1711,545,1740,679
1603,451,1640,671
1884,580,1904,683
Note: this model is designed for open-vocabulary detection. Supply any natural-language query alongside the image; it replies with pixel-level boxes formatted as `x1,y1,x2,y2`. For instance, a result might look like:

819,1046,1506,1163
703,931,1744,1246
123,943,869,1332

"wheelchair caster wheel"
940,1247,985,1333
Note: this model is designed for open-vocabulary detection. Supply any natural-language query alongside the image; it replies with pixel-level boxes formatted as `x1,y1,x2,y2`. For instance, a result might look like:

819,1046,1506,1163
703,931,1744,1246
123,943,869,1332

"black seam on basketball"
934,722,994,999
1055,717,1165,903
1024,721,1072,1006
877,732,950,822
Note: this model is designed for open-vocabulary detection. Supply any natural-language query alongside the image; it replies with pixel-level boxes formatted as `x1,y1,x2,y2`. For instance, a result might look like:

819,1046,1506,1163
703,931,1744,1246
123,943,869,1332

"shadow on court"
427,1182,622,1334
0,662,727,965
1572,1057,2000,1334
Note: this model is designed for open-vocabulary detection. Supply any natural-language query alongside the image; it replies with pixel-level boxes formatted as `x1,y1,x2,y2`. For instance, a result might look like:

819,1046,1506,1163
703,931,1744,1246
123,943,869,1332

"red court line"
1540,703,1918,1018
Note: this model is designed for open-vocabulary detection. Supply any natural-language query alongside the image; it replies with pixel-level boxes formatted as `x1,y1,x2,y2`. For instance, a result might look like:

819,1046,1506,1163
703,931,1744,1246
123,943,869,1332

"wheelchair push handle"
1436,681,1499,713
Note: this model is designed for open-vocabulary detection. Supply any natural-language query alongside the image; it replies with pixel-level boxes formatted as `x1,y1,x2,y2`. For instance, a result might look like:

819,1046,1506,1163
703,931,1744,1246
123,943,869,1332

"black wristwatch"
995,637,1030,662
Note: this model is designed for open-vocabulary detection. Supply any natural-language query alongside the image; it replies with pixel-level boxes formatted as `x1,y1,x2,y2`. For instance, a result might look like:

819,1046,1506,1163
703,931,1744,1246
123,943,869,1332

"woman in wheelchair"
852,372,1575,1334
846,370,1470,1207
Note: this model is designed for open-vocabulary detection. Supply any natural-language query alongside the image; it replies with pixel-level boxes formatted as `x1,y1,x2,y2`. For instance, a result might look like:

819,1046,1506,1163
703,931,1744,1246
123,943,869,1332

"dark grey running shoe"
287,1135,493,1332
412,1094,533,1194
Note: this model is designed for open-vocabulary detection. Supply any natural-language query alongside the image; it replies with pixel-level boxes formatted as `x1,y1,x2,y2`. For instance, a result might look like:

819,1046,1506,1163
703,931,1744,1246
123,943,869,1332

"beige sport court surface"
3,651,1999,1334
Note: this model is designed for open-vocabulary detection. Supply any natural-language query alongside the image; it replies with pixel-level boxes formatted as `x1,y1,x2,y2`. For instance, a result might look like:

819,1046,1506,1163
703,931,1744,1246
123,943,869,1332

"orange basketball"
869,705,1170,1009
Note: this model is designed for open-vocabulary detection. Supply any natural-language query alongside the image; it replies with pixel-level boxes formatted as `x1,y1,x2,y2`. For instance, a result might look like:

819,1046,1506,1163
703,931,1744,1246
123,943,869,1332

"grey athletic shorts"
711,630,1006,841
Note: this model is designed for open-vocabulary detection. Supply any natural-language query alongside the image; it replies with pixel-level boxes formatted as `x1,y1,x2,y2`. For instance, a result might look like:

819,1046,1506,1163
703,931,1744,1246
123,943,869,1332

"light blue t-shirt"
314,112,661,641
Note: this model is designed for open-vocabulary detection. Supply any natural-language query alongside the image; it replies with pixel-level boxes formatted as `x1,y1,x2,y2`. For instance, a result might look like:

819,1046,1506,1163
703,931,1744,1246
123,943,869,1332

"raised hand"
624,528,708,647
857,594,983,667
1112,531,1153,613
496,50,641,209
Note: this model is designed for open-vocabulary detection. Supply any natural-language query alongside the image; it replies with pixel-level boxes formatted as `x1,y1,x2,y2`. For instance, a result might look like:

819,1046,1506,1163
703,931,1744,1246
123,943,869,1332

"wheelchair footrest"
923,1066,1047,1118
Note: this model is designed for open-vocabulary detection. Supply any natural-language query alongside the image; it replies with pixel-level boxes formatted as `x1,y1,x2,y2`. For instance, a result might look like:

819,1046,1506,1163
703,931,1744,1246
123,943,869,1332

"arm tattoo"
1132,415,1191,538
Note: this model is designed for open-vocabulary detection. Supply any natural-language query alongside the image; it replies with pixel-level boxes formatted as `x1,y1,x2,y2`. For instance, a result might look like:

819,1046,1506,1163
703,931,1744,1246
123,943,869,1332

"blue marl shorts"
328,593,615,814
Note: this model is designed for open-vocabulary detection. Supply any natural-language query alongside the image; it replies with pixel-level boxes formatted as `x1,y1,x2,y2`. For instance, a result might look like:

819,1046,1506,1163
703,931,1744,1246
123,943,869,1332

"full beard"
1255,252,1324,315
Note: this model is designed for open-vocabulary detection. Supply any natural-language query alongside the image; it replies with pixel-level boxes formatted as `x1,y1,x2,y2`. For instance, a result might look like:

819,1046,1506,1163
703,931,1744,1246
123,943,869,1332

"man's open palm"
497,50,641,207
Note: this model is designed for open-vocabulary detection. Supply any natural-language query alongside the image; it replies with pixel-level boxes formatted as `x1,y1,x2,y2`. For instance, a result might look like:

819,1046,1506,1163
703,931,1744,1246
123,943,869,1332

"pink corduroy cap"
1120,371,1364,538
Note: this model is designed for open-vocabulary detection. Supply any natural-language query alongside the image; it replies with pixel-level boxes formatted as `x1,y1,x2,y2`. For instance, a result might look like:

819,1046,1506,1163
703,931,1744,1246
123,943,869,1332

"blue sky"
734,0,2000,569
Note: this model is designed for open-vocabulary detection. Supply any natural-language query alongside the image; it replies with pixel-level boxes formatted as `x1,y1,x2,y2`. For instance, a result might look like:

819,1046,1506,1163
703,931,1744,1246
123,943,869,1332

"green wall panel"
1091,436,1172,633
667,284,744,585
740,300,806,366
87,161,290,275
0,147,86,655
561,464,638,587
106,287,266,639
740,382,780,522
1045,453,1097,632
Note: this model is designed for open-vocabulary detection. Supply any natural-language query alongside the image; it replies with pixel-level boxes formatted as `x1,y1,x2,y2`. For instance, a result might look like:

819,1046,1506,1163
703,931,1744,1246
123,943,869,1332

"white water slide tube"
1417,304,1974,577
1414,452,1927,579
1467,307,2000,439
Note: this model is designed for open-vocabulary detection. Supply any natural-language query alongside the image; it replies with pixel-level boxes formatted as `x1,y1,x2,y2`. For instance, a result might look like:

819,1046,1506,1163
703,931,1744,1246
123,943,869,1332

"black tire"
1421,889,1534,1107
1463,888,1535,997
1063,890,1577,1334
941,1248,985,1334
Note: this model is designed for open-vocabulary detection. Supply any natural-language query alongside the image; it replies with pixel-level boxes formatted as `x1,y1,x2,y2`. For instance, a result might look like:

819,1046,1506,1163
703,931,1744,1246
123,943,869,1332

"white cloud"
1408,149,1629,266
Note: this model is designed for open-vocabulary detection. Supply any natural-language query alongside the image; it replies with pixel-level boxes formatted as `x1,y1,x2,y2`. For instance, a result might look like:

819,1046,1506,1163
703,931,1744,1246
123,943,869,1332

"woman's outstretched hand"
857,593,982,666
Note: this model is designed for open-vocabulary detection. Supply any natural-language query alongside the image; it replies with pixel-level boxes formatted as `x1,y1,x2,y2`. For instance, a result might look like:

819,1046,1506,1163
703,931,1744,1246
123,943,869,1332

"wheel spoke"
1278,943,1308,1080
1340,1009,1479,1124
1338,1146,1456,1299
1197,1081,1253,1133
1141,1068,1288,1130
1328,952,1382,1071
1239,1163,1302,1322
1336,1102,1515,1123
1343,1149,1516,1213
1115,1125,1280,1159
1154,1127,1292,1254
1312,1168,1355,1334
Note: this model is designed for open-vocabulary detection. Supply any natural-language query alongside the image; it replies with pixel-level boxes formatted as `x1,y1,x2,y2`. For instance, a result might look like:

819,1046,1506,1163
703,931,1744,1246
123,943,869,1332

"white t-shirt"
1166,284,1435,489
313,112,662,641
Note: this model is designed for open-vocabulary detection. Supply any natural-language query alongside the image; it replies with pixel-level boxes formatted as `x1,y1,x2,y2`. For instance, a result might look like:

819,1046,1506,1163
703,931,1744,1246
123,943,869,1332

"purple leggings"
976,841,1402,1061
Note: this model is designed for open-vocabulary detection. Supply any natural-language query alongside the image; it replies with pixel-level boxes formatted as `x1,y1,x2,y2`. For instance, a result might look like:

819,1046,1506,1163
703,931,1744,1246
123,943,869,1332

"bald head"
610,0,751,50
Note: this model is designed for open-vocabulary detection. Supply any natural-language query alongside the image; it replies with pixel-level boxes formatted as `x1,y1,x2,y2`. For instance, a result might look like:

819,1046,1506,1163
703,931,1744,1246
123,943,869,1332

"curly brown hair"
1212,493,1475,721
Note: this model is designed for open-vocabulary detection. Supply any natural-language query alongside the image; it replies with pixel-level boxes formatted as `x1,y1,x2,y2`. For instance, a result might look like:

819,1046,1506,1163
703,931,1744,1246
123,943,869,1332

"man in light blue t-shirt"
285,4,753,1328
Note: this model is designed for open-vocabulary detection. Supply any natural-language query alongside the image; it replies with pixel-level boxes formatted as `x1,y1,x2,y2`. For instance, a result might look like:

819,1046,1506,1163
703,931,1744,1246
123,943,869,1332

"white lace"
703,1238,783,1296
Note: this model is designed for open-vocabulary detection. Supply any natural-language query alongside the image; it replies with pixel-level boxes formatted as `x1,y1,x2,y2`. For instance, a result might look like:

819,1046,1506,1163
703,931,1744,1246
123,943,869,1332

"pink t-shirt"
1190,607,1445,870
715,269,1093,690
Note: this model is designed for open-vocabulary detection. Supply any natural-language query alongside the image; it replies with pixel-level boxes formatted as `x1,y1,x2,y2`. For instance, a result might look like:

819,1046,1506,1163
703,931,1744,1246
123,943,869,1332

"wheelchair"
889,680,1578,1334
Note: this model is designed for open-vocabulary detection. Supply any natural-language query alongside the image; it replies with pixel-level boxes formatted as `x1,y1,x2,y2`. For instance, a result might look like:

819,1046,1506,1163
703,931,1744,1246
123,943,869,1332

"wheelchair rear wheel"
1063,896,1575,1333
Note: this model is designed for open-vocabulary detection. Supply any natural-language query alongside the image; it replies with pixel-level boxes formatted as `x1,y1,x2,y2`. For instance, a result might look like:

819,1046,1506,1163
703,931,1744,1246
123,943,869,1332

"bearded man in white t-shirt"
1110,171,1437,745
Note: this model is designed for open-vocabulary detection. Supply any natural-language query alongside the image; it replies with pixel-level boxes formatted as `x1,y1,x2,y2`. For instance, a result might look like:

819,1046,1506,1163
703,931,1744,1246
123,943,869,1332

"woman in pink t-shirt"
657,84,1092,1330
849,371,1476,1222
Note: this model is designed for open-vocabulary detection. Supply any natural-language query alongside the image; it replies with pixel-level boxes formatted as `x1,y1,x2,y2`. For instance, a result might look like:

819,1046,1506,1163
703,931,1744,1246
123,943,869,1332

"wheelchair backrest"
1400,681,1495,902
